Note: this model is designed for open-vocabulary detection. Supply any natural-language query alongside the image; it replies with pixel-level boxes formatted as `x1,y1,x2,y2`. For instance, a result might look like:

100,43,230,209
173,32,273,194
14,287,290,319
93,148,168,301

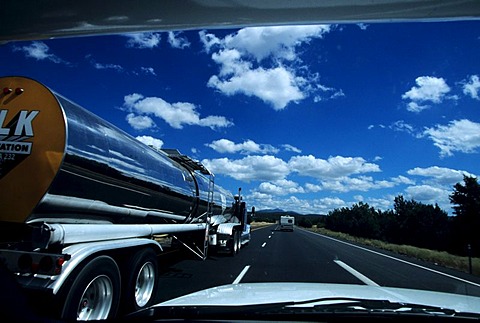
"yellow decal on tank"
0,77,66,223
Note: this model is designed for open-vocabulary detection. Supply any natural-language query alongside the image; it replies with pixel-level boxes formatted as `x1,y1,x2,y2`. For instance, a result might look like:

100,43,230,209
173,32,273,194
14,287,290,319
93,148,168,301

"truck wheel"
229,231,239,256
61,256,120,321
123,248,158,311
246,229,251,246
236,230,242,253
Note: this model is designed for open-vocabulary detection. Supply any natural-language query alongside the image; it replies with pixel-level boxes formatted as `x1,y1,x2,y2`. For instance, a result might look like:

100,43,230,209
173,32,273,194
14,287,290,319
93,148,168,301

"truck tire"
245,228,251,246
61,256,121,321
229,231,239,256
123,248,158,312
236,230,242,252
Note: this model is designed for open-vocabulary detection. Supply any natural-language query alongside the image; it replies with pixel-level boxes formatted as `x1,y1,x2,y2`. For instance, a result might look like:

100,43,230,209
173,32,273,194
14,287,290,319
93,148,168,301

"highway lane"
154,225,278,302
242,226,362,284
244,227,480,296
153,224,480,305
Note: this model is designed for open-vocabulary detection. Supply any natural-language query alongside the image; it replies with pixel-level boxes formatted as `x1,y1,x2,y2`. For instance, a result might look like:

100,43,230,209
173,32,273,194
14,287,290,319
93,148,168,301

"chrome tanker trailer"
0,76,251,321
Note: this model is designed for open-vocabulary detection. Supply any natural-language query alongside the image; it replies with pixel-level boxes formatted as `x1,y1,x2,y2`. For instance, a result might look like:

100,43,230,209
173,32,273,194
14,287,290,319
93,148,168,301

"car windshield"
1,3,480,322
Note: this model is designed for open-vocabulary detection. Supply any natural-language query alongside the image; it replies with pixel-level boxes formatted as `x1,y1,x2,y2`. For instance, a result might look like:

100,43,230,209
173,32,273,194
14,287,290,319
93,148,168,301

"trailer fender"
50,238,162,295
216,223,241,236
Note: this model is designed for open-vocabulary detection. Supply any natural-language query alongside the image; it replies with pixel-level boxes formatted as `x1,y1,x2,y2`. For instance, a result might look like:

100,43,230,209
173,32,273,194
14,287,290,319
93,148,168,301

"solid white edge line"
334,260,380,286
300,228,480,288
233,265,251,284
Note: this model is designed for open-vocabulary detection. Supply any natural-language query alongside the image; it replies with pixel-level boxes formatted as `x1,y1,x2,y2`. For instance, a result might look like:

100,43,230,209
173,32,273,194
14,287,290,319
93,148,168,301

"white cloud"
135,135,164,150
124,93,143,106
208,66,305,110
405,185,449,206
222,25,331,62
366,197,393,211
201,25,340,110
353,195,394,211
319,176,395,193
125,32,161,49
462,75,480,100
257,179,305,196
282,144,302,153
391,175,415,185
313,84,345,102
354,195,364,202
206,139,278,155
140,67,156,76
247,192,347,215
313,197,348,214
201,155,289,182
168,31,191,49
123,93,233,130
85,54,123,72
199,30,221,52
210,49,245,76
390,120,415,134
407,166,475,185
305,183,322,192
13,41,64,64
126,113,155,130
422,119,480,157
402,76,452,112
357,23,369,30
288,155,381,179
403,76,451,103
406,102,430,113
249,191,272,201
93,62,123,72
401,166,478,213
198,116,234,129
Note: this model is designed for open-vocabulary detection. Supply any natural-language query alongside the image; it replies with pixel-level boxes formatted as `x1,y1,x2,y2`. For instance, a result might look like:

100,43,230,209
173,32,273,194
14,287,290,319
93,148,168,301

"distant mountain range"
255,208,301,215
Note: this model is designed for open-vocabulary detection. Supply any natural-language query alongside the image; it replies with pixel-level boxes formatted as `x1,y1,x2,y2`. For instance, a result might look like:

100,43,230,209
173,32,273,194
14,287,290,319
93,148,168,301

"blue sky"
2,21,479,214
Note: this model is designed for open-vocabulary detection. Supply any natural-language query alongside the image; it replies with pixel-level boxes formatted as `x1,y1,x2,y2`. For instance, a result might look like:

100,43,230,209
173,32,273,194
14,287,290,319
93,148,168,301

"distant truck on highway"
0,76,251,321
280,215,295,231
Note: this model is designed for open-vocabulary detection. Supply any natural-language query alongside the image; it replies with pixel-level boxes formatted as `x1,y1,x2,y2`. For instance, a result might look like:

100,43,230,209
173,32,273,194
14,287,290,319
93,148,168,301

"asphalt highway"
154,225,480,304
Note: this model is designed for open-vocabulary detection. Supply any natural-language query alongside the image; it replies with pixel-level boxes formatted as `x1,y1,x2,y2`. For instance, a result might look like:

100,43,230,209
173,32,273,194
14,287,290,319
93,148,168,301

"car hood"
154,282,480,314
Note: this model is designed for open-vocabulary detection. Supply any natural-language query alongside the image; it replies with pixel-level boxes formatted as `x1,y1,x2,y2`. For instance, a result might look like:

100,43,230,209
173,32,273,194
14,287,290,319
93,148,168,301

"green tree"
298,217,312,228
375,209,396,242
393,195,449,251
449,176,480,256
325,202,381,239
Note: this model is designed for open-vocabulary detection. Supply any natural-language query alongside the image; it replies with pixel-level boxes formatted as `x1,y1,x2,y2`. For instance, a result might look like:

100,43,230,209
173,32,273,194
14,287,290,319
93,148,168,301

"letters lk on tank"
0,109,39,178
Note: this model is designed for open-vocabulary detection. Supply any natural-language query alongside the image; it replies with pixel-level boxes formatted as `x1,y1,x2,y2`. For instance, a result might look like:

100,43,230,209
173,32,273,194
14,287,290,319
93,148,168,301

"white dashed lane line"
305,229,480,288
334,259,380,287
233,229,273,284
233,265,251,284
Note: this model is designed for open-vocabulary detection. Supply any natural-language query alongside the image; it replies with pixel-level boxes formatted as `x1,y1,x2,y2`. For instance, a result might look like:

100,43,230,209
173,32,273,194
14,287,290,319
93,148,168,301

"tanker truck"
0,76,251,320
